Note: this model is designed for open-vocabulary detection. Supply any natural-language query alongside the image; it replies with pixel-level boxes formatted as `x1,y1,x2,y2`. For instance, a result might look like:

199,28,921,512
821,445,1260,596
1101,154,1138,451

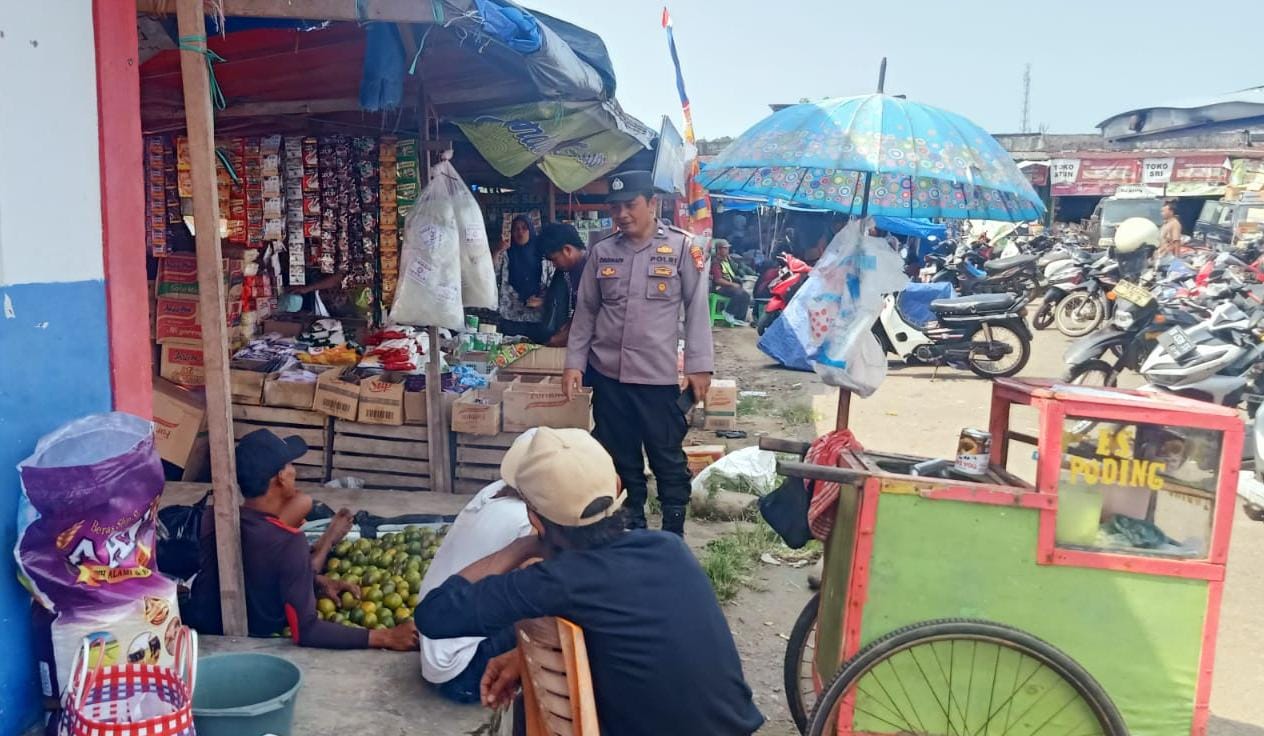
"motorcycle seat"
931,292,1022,316
983,254,1038,273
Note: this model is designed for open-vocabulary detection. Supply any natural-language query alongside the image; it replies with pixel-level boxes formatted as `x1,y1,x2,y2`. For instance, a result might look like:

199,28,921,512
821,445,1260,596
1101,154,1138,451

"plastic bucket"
192,653,303,736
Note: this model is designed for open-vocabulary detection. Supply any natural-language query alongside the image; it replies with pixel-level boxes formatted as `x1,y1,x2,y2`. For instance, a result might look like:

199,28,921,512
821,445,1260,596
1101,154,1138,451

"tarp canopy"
138,0,650,191
872,216,946,242
1099,87,1264,141
451,99,654,192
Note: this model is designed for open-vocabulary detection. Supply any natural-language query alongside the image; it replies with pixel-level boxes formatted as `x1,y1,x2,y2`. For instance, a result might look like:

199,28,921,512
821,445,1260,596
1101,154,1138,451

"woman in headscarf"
494,215,555,341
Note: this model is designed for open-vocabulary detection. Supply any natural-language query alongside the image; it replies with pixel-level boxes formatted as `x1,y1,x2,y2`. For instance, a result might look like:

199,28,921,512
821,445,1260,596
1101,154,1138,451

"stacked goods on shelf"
318,136,350,274
143,136,174,257
284,136,307,286
378,138,400,307
154,254,244,387
347,137,379,289
302,136,323,271
232,404,331,482
395,138,420,226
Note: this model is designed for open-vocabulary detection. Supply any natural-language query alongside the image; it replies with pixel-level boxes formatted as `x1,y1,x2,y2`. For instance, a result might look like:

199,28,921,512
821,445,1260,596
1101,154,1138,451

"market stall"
133,0,653,637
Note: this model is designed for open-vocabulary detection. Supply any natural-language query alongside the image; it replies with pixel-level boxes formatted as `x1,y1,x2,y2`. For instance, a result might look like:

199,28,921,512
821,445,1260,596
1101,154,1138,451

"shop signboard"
1142,157,1175,185
1050,159,1080,190
1052,157,1144,197
1019,162,1049,187
1229,158,1264,194
1166,155,1230,197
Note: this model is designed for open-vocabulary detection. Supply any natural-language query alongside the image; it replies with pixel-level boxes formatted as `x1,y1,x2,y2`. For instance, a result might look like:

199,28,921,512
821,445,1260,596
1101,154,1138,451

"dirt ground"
706,325,1264,736
112,325,1262,736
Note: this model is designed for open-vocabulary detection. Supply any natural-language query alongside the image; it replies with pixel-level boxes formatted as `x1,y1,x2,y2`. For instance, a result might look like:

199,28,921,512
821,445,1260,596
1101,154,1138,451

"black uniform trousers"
588,369,692,512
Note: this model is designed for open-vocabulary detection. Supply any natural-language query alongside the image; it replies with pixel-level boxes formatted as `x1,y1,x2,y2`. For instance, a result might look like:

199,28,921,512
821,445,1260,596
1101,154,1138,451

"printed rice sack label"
15,412,177,696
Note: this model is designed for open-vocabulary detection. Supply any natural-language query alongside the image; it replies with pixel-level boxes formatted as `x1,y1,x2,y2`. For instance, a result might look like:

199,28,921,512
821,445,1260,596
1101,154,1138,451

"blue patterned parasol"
697,93,1044,221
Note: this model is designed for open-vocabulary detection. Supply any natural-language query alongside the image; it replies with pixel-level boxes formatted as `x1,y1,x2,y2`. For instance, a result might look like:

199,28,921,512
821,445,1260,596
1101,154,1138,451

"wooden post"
417,92,454,492
176,0,248,635
547,180,557,223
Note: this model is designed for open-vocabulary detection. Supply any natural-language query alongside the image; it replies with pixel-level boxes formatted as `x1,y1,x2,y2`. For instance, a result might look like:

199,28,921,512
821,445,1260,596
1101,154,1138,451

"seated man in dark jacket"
417,427,764,736
185,429,417,651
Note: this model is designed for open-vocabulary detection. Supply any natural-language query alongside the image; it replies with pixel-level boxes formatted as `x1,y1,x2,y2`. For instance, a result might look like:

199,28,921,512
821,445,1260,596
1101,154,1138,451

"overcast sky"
527,0,1264,140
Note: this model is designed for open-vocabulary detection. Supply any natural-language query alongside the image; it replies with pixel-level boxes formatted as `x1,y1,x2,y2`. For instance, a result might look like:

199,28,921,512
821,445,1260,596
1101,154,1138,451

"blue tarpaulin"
757,314,814,372
872,216,946,242
895,282,955,329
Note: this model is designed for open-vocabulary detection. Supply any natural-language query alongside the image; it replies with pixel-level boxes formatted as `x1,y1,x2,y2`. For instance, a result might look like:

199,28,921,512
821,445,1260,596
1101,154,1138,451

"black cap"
605,170,655,203
235,429,308,497
537,223,586,255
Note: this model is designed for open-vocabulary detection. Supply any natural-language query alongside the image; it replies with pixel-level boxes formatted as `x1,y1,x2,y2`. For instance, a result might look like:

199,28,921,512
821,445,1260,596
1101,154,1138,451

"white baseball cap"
500,427,624,527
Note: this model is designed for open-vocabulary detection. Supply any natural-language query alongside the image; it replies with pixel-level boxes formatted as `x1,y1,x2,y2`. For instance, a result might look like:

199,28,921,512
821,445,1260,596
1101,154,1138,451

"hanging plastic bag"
782,219,908,397
391,162,466,328
439,157,498,310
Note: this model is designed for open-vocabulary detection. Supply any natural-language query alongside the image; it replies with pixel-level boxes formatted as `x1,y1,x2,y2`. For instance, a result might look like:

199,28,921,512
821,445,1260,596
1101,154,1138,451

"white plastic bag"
391,163,466,328
783,219,909,397
440,159,498,310
690,446,778,497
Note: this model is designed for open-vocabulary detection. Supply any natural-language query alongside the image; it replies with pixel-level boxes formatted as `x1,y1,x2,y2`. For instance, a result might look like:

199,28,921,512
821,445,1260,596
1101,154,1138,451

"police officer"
562,170,714,536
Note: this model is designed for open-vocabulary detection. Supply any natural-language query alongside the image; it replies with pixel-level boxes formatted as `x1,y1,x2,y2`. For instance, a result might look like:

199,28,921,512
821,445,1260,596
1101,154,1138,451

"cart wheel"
784,593,820,734
806,619,1127,736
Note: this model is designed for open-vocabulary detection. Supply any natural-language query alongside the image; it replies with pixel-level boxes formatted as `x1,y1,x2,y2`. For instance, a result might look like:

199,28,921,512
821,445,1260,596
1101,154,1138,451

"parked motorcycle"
873,287,1032,378
1063,280,1197,386
922,243,1039,300
1032,250,1096,330
1139,301,1264,415
755,252,812,336
1053,255,1122,337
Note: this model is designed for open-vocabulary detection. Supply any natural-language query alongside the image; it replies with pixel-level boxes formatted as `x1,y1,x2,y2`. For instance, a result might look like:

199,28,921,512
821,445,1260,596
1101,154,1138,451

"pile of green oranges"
316,525,446,630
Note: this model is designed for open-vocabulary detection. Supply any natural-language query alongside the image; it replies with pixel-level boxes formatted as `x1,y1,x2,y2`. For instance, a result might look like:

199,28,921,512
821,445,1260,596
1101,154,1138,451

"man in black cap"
536,222,589,347
561,170,714,535
185,429,418,650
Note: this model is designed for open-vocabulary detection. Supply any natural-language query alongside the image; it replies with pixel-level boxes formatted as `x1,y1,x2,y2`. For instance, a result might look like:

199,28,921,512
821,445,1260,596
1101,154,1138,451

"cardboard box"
229,359,270,405
159,339,205,387
151,377,208,480
502,376,592,433
404,388,458,426
357,373,406,425
684,445,726,476
263,367,323,410
313,368,361,420
704,379,738,430
498,346,566,376
451,389,502,435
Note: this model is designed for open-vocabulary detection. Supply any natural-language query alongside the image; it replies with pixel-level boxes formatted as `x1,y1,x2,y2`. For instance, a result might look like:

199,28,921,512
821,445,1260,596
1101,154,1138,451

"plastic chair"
708,292,731,326
517,617,599,736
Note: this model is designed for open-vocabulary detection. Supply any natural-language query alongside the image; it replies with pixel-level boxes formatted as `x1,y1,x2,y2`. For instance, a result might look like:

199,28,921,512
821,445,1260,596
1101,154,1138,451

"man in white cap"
416,431,536,703
416,427,763,736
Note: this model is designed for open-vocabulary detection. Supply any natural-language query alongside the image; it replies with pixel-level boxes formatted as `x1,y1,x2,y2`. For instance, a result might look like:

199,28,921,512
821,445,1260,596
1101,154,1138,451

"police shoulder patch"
689,243,705,272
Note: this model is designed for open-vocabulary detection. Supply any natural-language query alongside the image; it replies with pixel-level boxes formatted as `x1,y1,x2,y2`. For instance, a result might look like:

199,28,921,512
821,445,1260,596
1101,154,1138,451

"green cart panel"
850,494,1208,736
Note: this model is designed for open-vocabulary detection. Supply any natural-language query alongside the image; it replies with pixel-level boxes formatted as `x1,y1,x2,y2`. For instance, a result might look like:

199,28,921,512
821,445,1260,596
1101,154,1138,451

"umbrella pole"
836,59,888,432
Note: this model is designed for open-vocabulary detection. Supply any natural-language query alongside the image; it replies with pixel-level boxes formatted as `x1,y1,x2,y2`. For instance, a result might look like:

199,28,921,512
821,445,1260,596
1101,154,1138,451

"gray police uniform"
566,221,714,530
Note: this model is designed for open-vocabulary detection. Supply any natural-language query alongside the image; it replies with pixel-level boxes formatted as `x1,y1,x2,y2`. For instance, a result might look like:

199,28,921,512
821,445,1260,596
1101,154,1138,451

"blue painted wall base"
0,280,112,735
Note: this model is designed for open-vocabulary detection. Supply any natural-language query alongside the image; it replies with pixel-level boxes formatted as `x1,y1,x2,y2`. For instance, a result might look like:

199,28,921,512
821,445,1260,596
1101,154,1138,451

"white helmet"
1114,217,1159,254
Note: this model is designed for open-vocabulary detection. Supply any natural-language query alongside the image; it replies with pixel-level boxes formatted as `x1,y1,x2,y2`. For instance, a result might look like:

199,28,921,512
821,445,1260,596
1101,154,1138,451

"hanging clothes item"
804,430,866,541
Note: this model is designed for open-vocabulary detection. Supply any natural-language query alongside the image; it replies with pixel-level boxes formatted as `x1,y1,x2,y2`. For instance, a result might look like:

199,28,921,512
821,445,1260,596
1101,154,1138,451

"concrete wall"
0,3,112,732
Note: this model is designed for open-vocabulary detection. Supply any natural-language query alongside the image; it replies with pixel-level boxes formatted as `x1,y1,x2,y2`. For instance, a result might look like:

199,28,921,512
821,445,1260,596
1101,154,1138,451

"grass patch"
699,522,782,603
776,402,816,426
737,394,772,416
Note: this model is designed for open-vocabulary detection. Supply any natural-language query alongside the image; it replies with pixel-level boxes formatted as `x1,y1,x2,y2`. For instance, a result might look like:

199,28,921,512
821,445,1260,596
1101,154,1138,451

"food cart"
774,379,1245,736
